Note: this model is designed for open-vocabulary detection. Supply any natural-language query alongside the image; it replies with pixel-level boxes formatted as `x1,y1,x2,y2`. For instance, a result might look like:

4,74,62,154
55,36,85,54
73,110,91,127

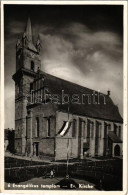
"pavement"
5,152,76,165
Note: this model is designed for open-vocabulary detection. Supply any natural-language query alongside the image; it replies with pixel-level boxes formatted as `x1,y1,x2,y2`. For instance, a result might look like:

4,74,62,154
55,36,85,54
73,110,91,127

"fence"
5,157,122,190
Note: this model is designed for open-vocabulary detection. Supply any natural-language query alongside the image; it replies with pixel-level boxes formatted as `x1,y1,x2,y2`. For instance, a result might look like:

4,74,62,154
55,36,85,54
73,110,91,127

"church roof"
108,131,122,143
37,71,123,123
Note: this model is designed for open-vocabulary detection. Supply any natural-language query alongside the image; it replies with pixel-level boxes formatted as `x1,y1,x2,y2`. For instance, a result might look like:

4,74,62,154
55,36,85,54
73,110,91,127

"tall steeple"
26,17,32,42
22,17,37,52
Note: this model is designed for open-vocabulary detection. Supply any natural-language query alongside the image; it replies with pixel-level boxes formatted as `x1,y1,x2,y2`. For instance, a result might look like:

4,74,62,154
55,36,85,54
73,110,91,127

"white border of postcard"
0,1,127,194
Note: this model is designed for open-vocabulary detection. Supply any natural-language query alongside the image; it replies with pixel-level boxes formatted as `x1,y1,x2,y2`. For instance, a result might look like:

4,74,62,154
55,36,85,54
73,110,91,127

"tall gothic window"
83,121,86,139
87,120,94,138
36,117,39,137
87,120,90,138
99,124,102,138
72,119,76,137
47,118,50,137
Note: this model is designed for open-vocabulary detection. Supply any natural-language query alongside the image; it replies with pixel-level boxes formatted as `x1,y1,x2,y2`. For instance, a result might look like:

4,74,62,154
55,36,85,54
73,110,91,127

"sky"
4,4,123,129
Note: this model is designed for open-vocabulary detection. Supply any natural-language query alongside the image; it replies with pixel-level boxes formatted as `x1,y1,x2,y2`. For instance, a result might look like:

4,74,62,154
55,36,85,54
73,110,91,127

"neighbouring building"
12,18,123,160
4,129,15,153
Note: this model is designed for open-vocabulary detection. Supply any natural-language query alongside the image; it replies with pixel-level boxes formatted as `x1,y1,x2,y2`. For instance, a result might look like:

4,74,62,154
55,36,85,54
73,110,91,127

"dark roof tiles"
36,71,123,122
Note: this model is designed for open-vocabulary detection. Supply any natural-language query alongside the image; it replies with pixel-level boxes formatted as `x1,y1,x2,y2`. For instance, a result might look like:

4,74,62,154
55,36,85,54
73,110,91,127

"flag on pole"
56,121,72,137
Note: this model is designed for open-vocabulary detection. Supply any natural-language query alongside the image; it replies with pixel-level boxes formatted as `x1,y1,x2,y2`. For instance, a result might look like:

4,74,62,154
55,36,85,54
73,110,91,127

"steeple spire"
26,17,32,42
22,17,37,52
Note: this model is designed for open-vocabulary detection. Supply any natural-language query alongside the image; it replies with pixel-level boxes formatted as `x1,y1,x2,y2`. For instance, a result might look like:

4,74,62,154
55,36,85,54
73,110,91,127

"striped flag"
56,121,72,136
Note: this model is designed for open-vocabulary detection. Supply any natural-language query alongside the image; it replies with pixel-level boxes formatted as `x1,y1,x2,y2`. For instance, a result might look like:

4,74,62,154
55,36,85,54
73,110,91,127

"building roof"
108,131,122,143
33,70,123,123
4,129,15,140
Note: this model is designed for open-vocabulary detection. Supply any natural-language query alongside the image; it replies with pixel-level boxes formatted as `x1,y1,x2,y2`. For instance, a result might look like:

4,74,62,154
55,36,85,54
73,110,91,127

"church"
12,18,123,160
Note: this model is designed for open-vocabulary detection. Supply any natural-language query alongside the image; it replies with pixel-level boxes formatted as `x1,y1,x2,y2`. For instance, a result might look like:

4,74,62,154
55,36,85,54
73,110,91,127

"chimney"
107,90,110,96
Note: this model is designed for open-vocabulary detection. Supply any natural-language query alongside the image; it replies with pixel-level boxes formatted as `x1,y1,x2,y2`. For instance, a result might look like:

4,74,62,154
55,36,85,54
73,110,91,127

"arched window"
31,61,34,71
72,119,76,137
114,145,120,156
36,117,39,137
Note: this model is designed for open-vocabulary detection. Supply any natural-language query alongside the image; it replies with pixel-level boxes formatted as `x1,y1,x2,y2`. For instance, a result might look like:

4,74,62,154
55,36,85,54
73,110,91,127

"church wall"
26,103,56,156
22,75,34,97
15,98,28,154
55,138,69,160
26,139,31,155
15,139,22,154
55,111,79,160
31,103,56,138
111,122,123,140
25,104,123,159
55,111,123,159
39,138,55,156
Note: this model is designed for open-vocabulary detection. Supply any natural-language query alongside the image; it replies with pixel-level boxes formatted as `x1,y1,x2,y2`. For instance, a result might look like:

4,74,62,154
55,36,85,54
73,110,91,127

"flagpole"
66,104,70,177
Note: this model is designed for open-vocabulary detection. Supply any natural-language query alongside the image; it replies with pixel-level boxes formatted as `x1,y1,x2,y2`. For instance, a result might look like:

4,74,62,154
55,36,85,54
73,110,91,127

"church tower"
12,18,41,154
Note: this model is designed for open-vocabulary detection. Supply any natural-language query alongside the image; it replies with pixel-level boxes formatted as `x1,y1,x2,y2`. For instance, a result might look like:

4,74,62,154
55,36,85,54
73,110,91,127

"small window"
47,118,50,137
30,83,33,91
31,61,34,71
72,119,76,137
118,126,121,137
114,124,117,135
36,117,39,137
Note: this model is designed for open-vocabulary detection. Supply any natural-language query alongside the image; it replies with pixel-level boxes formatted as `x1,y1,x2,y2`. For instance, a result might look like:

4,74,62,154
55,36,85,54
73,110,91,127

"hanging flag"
56,121,72,137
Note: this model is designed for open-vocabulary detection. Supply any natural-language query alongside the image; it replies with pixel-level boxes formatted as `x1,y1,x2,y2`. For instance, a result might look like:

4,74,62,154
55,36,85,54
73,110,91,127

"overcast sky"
4,4,123,129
